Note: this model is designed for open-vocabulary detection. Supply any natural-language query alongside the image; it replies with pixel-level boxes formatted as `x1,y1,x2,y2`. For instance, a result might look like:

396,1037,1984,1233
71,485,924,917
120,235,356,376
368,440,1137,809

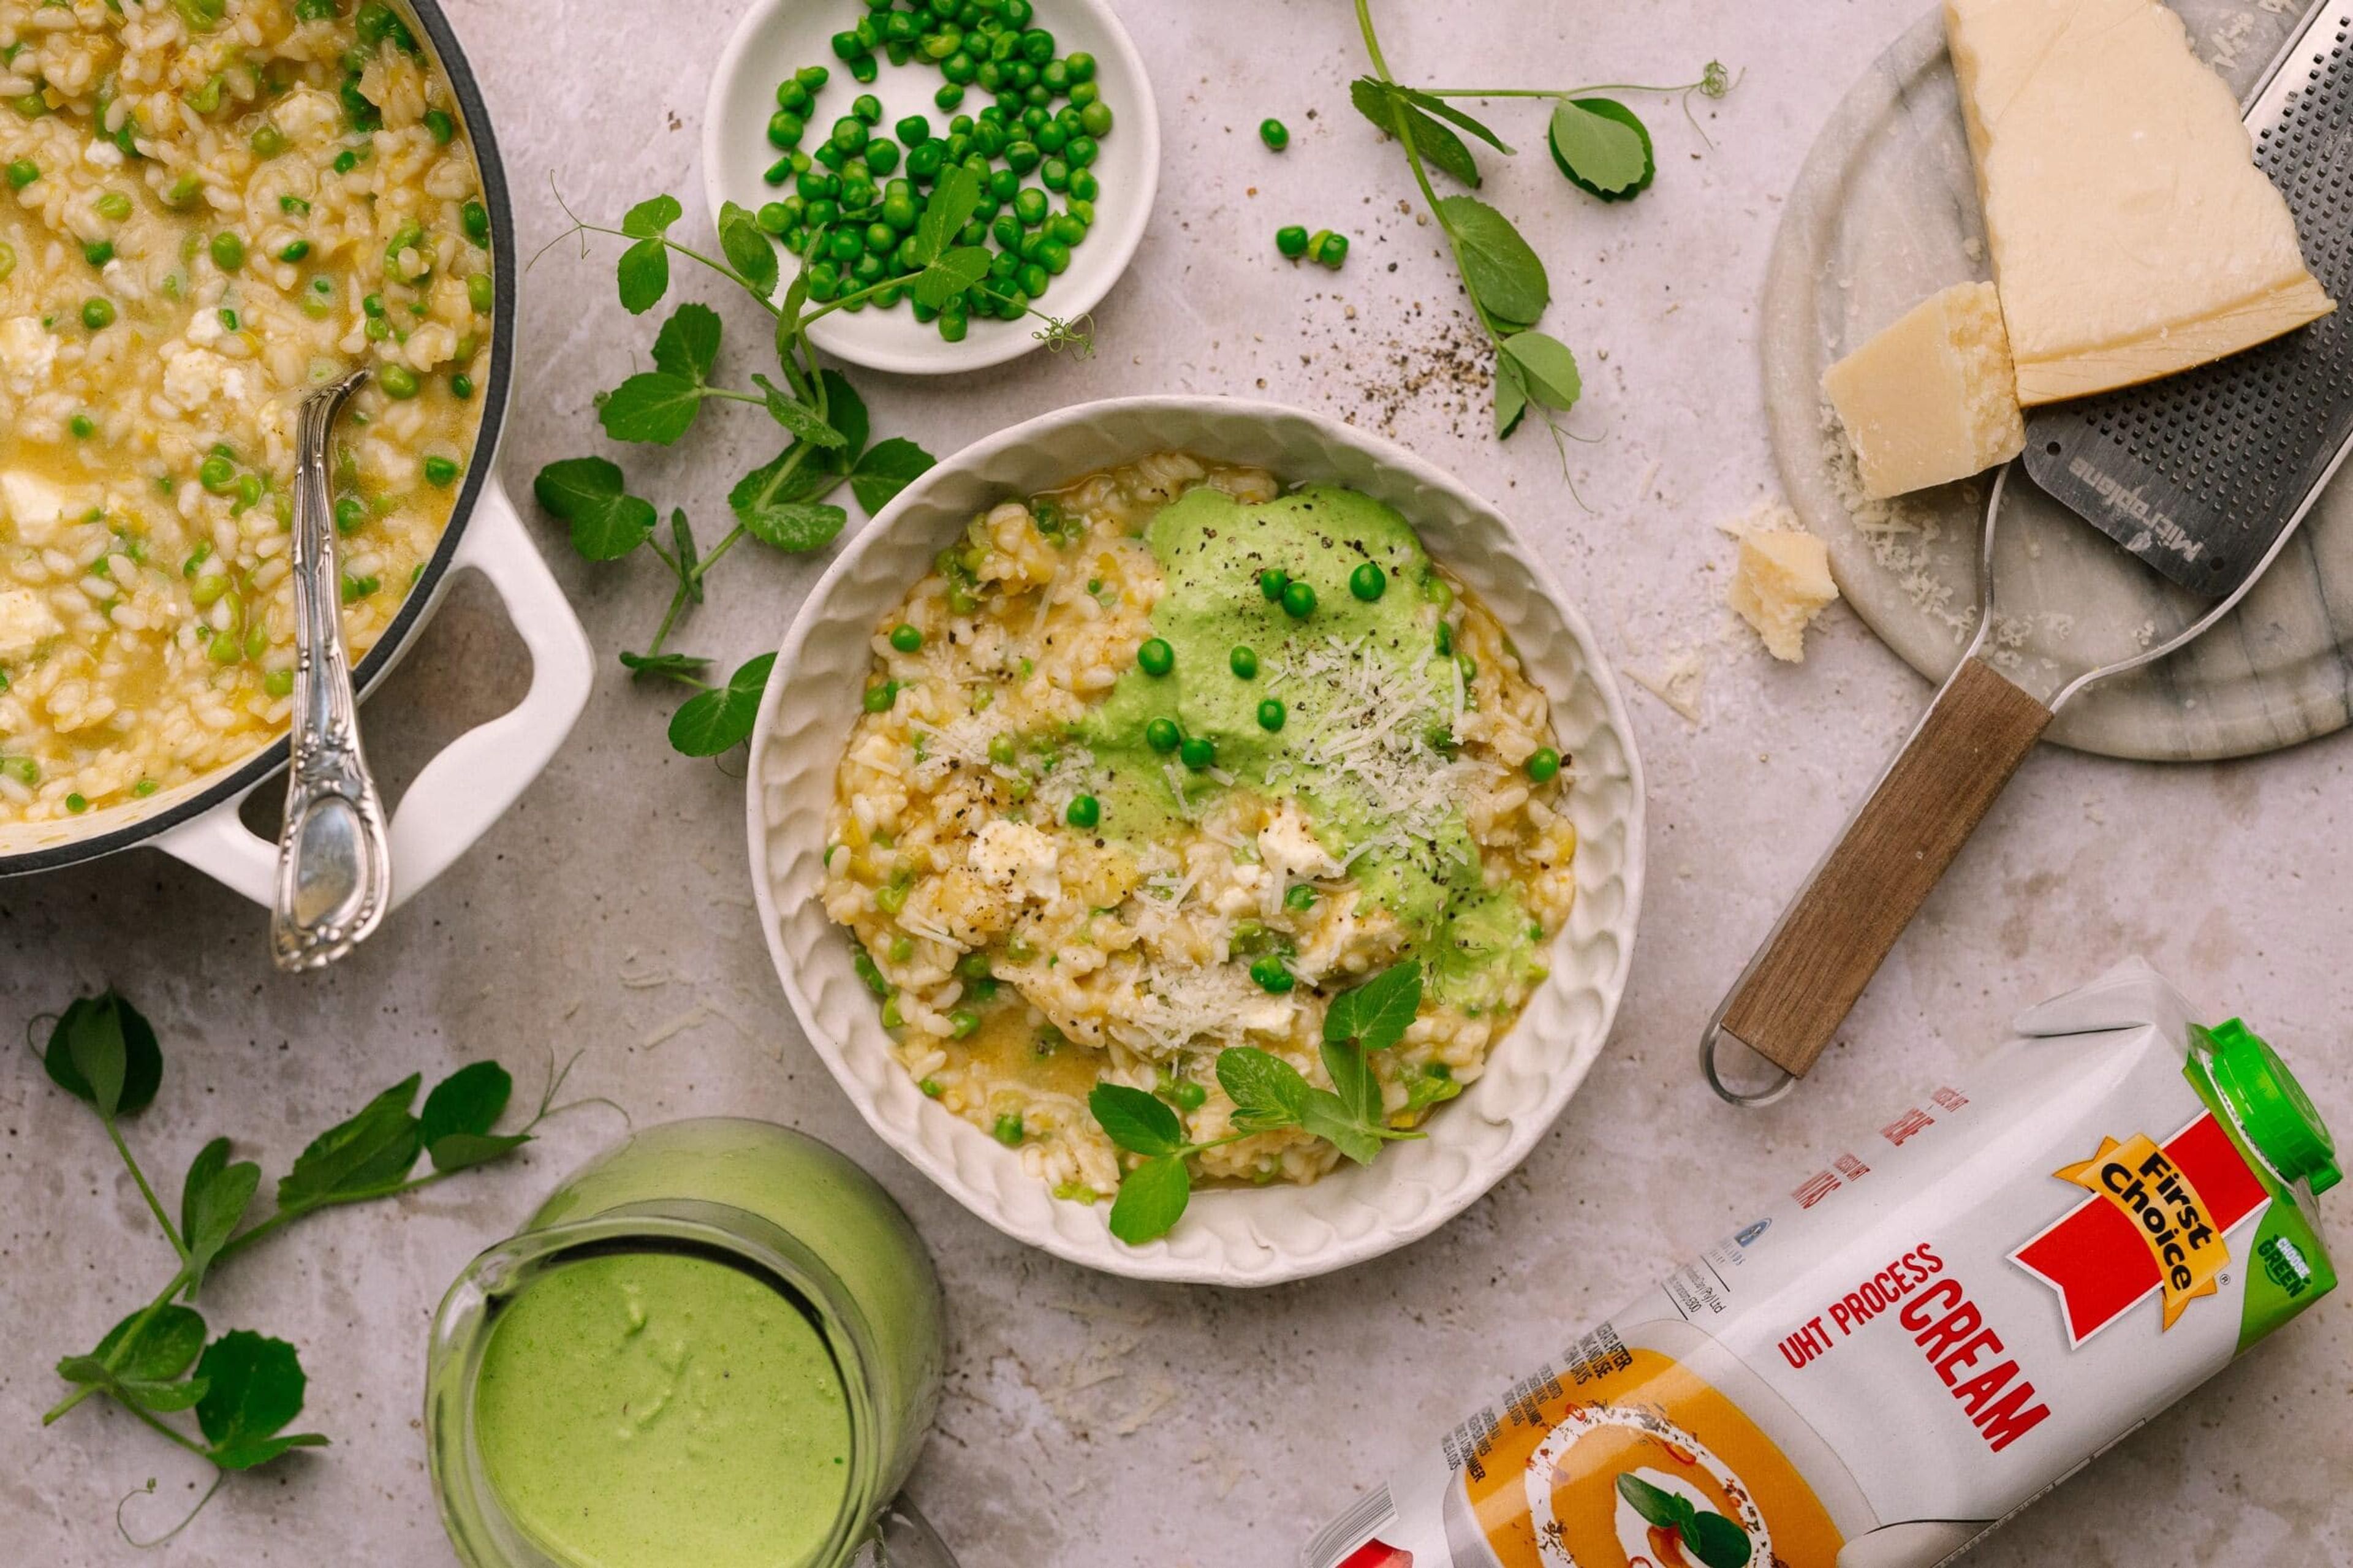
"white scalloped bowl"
746,398,1645,1284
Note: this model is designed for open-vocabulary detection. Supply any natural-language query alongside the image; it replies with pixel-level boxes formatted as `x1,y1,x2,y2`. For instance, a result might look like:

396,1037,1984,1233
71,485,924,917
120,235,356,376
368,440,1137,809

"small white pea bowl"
703,0,1158,376
746,398,1646,1284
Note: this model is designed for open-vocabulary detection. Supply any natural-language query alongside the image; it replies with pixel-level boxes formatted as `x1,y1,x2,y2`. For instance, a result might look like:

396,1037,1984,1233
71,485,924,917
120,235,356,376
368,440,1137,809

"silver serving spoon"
270,369,392,971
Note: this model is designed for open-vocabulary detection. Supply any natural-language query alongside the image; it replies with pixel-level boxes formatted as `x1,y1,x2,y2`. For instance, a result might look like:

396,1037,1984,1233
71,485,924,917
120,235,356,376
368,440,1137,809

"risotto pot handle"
154,477,594,911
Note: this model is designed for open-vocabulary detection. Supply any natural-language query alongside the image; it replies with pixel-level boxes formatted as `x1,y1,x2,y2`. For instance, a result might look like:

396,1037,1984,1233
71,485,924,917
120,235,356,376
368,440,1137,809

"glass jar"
426,1118,953,1568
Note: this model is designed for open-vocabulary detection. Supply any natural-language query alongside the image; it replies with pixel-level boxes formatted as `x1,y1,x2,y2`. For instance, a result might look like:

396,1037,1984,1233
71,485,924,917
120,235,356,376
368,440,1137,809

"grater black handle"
1704,656,2054,1091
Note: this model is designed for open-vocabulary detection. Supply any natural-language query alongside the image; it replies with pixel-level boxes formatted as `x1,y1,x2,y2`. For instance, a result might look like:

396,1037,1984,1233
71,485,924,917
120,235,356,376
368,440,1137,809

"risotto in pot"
824,453,1578,1206
0,0,491,824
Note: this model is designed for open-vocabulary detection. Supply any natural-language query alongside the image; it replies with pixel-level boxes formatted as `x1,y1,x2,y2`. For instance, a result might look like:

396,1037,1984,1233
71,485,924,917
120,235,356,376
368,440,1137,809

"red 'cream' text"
1895,1277,2051,1452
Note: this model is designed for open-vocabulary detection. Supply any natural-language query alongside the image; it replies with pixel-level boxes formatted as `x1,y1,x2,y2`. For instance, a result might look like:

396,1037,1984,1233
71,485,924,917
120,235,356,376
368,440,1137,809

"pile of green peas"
754,0,1113,341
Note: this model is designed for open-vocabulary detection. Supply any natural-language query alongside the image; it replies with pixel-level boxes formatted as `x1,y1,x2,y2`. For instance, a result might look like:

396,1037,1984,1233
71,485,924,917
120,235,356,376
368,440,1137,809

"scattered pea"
6,157,39,188
1248,954,1295,993
1179,734,1216,771
1279,579,1316,619
65,793,88,814
80,297,115,330
1349,561,1387,602
1170,1079,1208,1111
1276,224,1308,259
1311,230,1349,269
992,1112,1025,1145
1257,698,1286,732
95,191,132,221
209,231,245,271
1065,793,1100,829
987,733,1017,767
1259,118,1289,151
1145,716,1180,754
889,623,924,653
377,362,419,398
1284,882,1318,912
335,495,367,534
863,680,898,713
1229,645,1257,680
1137,637,1174,676
1525,746,1561,783
69,414,94,439
423,455,460,487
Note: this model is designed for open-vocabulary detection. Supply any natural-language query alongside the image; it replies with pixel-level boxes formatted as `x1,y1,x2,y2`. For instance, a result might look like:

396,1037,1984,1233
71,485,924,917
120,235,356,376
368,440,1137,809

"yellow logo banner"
2053,1133,2227,1330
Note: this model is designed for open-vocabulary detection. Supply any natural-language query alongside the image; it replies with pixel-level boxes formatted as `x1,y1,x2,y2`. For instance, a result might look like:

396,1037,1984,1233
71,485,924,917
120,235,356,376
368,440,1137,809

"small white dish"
746,398,1647,1284
702,0,1159,377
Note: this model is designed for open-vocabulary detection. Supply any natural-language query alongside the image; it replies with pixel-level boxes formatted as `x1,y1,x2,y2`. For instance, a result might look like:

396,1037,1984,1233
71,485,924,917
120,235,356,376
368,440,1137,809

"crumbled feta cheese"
0,317,56,389
0,586,64,659
968,819,1062,904
1257,802,1343,883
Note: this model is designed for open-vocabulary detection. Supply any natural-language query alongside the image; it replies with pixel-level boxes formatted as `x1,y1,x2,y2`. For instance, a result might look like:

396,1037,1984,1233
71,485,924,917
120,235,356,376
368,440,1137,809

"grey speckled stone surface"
3,2,2347,1565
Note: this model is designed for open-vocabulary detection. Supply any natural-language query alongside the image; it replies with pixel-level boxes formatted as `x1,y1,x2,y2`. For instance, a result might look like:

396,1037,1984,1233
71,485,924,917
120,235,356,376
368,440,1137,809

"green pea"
849,53,878,84
1350,561,1387,602
1048,213,1086,246
1078,100,1112,137
1137,637,1174,676
4,159,37,189
335,494,368,534
1017,260,1049,298
1433,623,1453,656
888,934,915,963
450,372,475,400
1066,51,1097,83
863,680,898,713
1276,224,1309,259
1064,793,1099,829
1284,882,1317,912
1259,570,1289,602
991,1112,1023,1144
938,310,968,343
831,29,868,59
250,123,287,158
1260,118,1289,151
889,623,924,653
1257,699,1286,732
264,668,295,699
467,273,494,312
1280,580,1316,619
1248,954,1295,993
987,733,1016,767
207,632,241,664
69,414,94,439
278,239,312,262
1525,746,1562,783
1145,716,1180,754
377,362,419,398
82,239,114,268
853,93,884,124
462,199,491,244
65,792,88,814
934,81,966,110
210,231,245,271
423,455,460,487
1456,653,1478,684
1070,169,1099,202
1180,734,1216,771
1229,645,1257,680
1314,231,1350,269
95,191,132,221
190,573,228,607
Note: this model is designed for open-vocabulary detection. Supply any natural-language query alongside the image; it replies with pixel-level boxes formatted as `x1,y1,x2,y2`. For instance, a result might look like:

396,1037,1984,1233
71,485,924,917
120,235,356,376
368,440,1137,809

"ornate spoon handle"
271,369,392,971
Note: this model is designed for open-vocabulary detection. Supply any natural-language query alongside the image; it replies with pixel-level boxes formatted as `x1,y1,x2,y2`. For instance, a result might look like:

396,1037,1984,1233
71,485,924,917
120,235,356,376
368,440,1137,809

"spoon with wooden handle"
270,369,392,971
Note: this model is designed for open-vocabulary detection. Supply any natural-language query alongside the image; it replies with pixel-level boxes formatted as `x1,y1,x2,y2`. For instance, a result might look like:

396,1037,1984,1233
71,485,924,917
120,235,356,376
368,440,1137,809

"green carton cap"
2207,1018,2340,1197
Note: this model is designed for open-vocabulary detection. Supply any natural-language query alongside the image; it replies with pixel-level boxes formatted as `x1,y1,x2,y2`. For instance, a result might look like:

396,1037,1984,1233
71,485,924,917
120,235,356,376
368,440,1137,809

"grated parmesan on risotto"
0,0,491,825
823,453,1577,1209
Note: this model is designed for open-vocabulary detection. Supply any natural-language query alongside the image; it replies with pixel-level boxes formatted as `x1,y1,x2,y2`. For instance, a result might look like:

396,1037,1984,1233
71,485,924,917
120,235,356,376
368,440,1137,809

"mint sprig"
34,989,613,1542
1089,961,1429,1246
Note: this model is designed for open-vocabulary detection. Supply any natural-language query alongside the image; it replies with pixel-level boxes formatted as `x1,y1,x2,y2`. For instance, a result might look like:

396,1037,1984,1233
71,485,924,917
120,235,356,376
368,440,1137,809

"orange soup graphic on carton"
1302,961,2338,1568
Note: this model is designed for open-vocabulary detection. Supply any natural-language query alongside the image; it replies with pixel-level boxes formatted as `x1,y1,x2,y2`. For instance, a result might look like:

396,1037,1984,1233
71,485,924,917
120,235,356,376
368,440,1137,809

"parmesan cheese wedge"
1946,0,2334,405
1824,281,2026,498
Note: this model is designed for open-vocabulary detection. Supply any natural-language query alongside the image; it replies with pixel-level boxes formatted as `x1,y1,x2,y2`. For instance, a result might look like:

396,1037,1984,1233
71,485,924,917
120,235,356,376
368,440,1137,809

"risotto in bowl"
751,399,1643,1284
0,0,591,906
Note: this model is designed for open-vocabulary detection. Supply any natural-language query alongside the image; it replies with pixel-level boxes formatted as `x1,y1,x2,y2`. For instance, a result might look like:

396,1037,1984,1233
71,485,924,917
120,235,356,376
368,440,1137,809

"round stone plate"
1762,2,2353,761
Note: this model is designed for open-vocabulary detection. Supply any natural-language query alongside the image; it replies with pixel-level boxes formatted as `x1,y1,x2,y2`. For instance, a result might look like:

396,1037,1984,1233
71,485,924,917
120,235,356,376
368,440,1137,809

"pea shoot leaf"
274,1076,423,1213
849,437,936,514
54,1355,210,1414
1216,1047,1315,1132
913,244,991,311
1404,1068,1464,1116
668,653,775,756
752,373,848,449
43,990,162,1121
650,301,721,385
819,369,870,461
669,507,703,601
731,448,849,551
1680,1512,1754,1568
179,1137,259,1297
1499,331,1581,412
1434,195,1548,328
915,164,984,265
1350,78,1481,188
1493,354,1529,439
717,199,779,298
420,1062,526,1173
620,194,681,238
192,1333,306,1453
1323,960,1423,1055
82,1304,208,1385
616,237,668,314
1548,97,1654,201
620,650,710,679
1087,1083,1184,1157
1299,1092,1383,1167
1321,1037,1383,1131
1106,1152,1191,1245
1397,87,1514,155
598,371,705,445
532,456,656,560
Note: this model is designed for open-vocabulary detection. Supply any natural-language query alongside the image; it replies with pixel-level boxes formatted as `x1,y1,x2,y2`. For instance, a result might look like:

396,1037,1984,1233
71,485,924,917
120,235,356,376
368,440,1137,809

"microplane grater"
2022,0,2353,596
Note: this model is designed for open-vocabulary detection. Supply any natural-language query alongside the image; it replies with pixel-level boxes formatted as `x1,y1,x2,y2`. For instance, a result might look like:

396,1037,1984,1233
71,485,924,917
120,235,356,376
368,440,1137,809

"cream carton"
1302,961,2338,1568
